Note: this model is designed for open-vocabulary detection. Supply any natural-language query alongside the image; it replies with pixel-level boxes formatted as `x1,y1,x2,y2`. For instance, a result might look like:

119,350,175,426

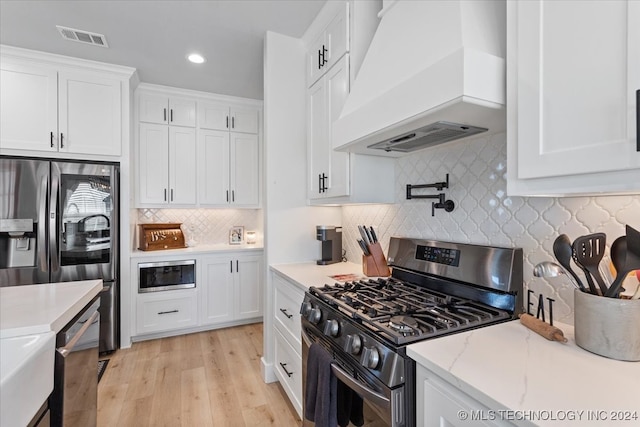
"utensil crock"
574,289,640,361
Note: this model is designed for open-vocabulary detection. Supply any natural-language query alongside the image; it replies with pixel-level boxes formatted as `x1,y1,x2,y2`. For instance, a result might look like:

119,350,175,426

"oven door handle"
330,364,390,410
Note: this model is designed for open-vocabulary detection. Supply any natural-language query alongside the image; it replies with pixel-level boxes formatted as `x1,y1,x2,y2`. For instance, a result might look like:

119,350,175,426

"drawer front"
274,329,302,418
273,274,304,345
136,291,197,334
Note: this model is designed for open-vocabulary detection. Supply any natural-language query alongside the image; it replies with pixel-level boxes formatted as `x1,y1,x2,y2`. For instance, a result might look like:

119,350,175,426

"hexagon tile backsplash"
342,132,640,324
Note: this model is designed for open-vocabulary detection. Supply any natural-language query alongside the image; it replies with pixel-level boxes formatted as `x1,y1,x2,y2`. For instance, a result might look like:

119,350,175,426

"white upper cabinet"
230,133,260,206
138,93,196,127
1,60,123,157
137,122,196,206
198,129,230,205
199,101,259,134
307,2,349,87
507,0,640,195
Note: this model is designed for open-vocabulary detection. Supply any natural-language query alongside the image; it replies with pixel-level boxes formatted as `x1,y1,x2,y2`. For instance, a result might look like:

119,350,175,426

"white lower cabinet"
272,272,305,418
417,365,514,427
200,253,263,326
136,289,198,335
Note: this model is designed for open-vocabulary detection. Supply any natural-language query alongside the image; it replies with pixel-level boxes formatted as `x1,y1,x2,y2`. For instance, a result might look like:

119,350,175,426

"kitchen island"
407,319,640,427
0,280,102,427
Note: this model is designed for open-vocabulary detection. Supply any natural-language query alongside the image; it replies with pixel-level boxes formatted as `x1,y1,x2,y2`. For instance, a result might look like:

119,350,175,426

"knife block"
362,242,391,277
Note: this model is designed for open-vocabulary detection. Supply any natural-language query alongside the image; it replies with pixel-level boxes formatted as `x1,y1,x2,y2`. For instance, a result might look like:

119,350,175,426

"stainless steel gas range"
300,237,523,427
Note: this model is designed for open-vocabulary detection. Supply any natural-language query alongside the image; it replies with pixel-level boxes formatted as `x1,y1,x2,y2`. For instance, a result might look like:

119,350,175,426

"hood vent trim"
56,25,109,48
367,121,488,153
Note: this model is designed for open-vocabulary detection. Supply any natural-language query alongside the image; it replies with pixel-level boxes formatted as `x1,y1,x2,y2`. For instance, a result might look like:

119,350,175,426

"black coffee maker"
316,226,342,265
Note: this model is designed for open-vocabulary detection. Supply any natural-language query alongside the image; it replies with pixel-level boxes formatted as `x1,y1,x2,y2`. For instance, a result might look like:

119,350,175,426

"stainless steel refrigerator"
0,156,119,354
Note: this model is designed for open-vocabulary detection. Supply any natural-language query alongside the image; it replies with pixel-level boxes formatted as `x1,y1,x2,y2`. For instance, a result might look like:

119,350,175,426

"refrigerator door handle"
49,164,60,274
37,167,49,273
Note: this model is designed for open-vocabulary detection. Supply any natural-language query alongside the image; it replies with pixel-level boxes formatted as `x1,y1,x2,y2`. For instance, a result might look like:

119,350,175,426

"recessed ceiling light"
187,53,206,64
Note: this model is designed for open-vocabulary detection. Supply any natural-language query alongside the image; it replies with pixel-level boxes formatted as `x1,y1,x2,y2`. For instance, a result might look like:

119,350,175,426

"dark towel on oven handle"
304,343,338,427
337,379,364,427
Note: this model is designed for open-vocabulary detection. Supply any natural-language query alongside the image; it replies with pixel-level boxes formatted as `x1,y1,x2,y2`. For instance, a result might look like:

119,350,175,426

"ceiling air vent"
56,25,108,48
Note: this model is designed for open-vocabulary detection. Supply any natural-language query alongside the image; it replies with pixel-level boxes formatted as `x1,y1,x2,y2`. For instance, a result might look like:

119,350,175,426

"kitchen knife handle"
636,89,640,152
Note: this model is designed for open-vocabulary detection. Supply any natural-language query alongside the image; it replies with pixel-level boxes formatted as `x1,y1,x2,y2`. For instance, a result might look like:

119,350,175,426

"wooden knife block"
362,242,391,277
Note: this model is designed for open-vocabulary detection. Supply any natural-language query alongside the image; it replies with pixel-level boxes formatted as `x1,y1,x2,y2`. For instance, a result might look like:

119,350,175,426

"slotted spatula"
573,233,608,295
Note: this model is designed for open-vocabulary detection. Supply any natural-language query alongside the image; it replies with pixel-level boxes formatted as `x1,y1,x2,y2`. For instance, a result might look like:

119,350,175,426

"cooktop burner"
310,277,512,345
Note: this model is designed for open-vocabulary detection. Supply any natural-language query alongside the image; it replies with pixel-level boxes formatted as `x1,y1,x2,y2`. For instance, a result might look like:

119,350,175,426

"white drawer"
274,328,302,418
136,290,197,334
273,273,304,346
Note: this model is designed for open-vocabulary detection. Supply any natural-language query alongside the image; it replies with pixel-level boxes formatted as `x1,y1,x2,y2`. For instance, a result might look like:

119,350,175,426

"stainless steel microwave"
138,259,196,293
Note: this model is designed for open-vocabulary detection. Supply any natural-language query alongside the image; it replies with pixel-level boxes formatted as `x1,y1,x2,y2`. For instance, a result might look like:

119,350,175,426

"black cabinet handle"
164,108,167,122
318,174,322,193
226,116,229,129
170,109,174,122
279,308,293,319
236,260,239,272
322,45,328,66
636,89,640,151
50,131,54,148
279,362,293,378
230,260,233,273
318,49,322,69
232,190,235,202
170,189,174,202
158,309,178,315
60,133,64,148
232,117,235,129
164,188,167,201
226,190,229,202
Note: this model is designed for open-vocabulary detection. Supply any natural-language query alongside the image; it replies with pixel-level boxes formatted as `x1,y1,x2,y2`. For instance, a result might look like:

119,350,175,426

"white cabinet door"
235,255,263,320
325,2,349,69
139,93,169,124
168,97,196,127
200,257,234,325
138,123,169,204
199,101,229,131
0,62,57,151
230,133,260,206
308,55,350,200
308,31,327,87
308,76,329,198
230,106,259,134
168,126,197,204
514,0,640,180
136,290,198,335
58,71,122,156
325,55,350,198
198,129,230,205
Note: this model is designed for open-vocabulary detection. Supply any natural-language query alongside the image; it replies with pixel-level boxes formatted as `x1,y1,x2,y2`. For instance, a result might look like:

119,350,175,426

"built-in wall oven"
300,237,523,427
138,259,196,293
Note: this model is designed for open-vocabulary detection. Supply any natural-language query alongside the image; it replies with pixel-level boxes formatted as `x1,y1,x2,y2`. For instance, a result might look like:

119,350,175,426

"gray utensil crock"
574,289,640,361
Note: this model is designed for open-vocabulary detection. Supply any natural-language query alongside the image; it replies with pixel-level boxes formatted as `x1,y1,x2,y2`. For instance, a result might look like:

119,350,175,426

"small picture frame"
229,226,244,245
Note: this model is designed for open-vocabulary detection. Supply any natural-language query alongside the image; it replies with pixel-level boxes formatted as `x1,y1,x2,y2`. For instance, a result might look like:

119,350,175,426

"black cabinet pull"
232,190,235,202
226,190,229,202
279,362,293,377
279,308,293,319
322,45,328,66
164,188,167,201
230,260,233,273
318,49,322,69
236,260,238,272
636,89,640,152
158,309,178,315
164,108,167,122
318,174,322,193
226,116,229,129
170,109,173,122
232,116,235,129
170,189,174,202
50,131,54,148
60,133,64,148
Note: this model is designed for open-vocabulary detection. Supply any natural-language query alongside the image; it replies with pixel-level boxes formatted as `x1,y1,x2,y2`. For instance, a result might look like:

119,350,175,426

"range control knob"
300,301,312,317
308,307,322,324
344,334,362,355
361,346,380,369
323,319,339,337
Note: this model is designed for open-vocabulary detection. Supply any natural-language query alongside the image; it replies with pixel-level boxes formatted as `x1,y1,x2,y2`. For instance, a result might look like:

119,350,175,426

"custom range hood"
333,0,506,157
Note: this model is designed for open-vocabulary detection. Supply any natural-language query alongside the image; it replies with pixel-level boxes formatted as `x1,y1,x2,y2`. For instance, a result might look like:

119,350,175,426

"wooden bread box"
138,223,186,251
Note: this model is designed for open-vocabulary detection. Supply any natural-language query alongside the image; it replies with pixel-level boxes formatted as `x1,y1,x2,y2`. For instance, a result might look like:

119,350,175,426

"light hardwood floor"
97,323,301,426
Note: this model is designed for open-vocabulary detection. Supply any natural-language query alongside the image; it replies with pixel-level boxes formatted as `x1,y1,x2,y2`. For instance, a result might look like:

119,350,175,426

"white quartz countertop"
407,319,640,426
0,280,103,338
270,261,367,290
131,243,263,258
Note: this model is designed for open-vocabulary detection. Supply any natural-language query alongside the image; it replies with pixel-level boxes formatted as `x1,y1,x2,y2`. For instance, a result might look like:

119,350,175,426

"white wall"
262,31,341,382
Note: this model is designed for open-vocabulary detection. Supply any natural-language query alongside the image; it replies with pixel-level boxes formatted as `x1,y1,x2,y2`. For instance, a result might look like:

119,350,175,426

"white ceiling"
0,0,326,100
